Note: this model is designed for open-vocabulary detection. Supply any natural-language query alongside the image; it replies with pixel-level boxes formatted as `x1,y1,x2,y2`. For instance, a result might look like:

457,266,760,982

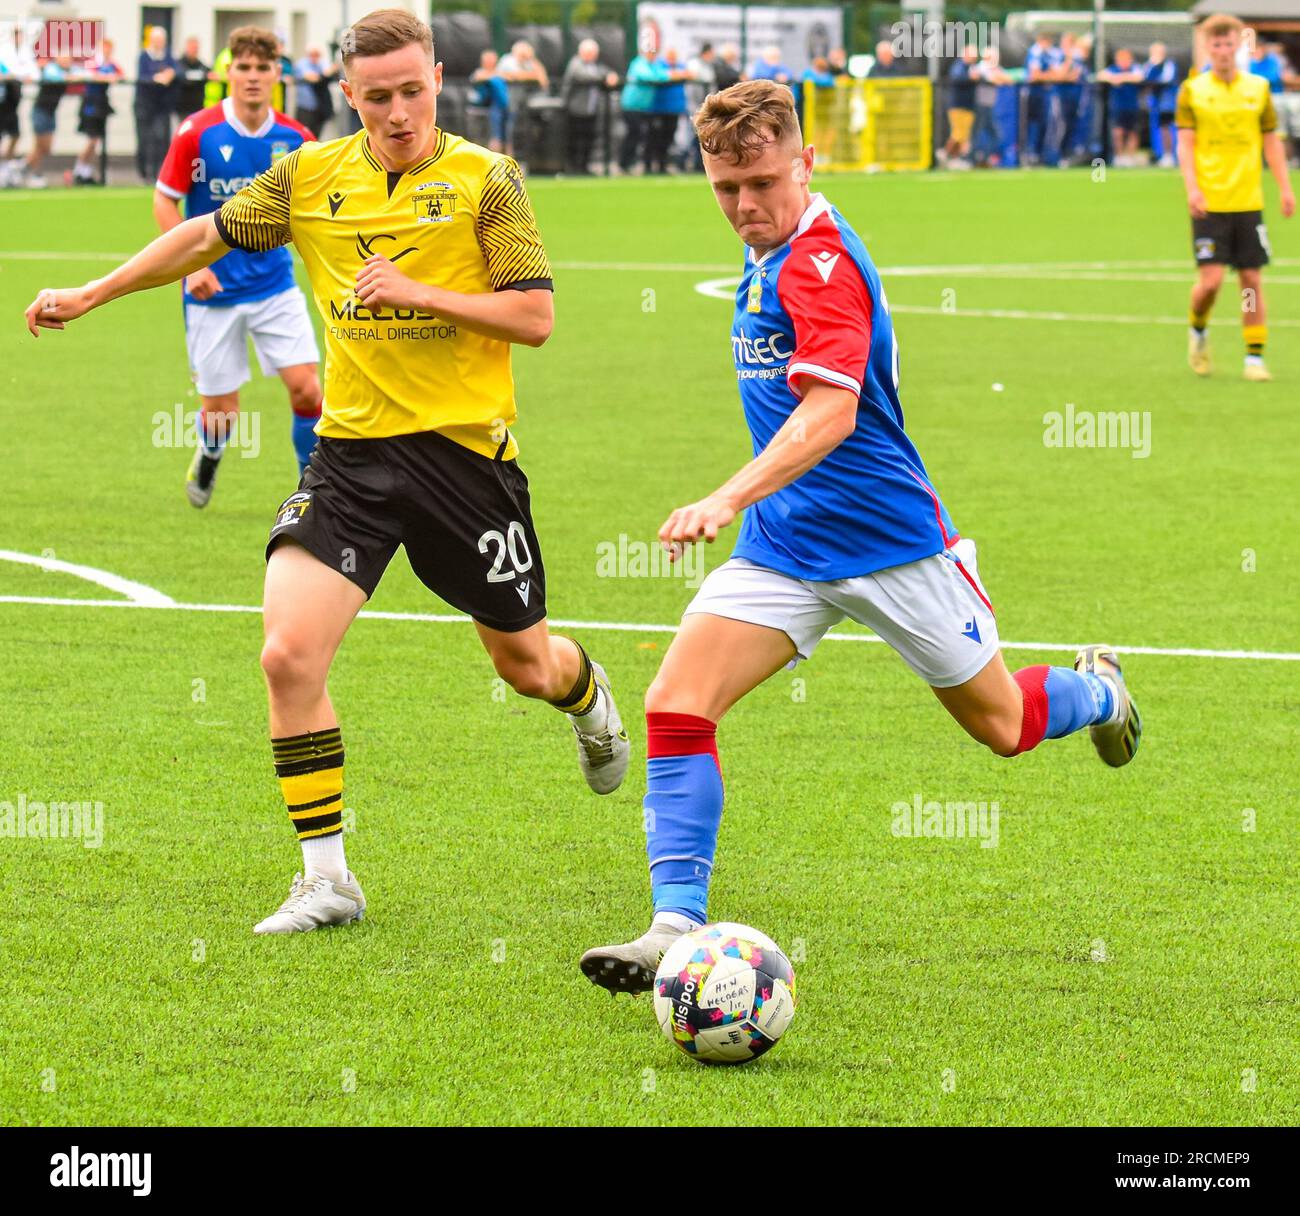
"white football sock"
569,685,609,734
301,833,347,883
653,911,700,934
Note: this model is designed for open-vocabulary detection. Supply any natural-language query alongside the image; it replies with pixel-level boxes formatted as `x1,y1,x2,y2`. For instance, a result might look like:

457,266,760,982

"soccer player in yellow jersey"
23,9,630,933
1178,14,1294,381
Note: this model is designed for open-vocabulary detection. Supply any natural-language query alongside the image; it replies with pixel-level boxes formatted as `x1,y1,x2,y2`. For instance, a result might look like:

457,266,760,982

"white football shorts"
184,286,319,397
683,536,1000,688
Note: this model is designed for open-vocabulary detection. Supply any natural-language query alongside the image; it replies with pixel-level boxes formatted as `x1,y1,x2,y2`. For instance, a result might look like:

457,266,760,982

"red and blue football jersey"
730,193,957,581
157,98,313,307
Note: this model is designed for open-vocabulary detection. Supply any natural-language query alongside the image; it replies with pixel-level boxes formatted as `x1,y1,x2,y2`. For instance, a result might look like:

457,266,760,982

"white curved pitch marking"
0,550,175,607
695,274,741,300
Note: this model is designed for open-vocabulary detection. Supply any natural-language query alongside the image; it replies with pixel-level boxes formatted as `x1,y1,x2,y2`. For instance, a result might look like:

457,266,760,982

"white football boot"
571,661,630,795
579,922,688,994
253,871,365,935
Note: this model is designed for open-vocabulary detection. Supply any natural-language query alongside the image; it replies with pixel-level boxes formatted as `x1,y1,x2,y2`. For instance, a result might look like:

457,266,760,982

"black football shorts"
1192,210,1270,270
266,430,547,633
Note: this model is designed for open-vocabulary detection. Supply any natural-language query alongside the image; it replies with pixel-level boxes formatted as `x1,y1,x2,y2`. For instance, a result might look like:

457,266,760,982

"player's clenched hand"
185,268,223,301
1186,187,1208,220
24,286,95,337
659,494,738,559
355,256,425,311
1281,190,1296,220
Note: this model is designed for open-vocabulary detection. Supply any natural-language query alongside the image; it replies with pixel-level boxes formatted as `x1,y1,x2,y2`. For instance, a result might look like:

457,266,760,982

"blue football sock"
1041,666,1113,738
645,713,723,924
196,411,229,460
292,412,319,474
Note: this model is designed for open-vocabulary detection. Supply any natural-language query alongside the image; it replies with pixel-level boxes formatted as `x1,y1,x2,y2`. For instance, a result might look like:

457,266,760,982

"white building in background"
1,0,426,158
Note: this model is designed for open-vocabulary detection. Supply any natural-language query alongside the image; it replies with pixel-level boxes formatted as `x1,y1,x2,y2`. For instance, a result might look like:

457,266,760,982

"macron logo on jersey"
809,251,840,284
219,144,233,163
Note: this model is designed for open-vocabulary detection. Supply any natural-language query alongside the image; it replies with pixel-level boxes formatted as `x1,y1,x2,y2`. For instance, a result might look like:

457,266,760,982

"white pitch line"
0,593,1296,662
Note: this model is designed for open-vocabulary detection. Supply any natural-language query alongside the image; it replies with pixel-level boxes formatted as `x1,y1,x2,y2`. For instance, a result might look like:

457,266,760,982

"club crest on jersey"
414,180,457,224
270,141,290,164
746,274,763,313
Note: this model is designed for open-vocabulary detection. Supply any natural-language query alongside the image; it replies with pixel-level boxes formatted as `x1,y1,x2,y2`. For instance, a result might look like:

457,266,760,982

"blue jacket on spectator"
622,55,667,112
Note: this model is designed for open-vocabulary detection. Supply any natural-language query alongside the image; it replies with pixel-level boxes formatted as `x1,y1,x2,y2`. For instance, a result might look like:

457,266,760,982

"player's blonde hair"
1200,13,1244,40
340,7,434,69
694,79,802,164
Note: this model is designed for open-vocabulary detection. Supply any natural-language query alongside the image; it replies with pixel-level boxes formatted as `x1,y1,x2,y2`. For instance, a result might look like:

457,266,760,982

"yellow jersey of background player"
23,7,631,935
1177,12,1295,382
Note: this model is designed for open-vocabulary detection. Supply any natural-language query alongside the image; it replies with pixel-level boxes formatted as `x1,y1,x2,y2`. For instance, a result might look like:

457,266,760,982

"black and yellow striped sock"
1243,324,1266,358
1189,306,1210,334
272,727,344,840
551,640,598,717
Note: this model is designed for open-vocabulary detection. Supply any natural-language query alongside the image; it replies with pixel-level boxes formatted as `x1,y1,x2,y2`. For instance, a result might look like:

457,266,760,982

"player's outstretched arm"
659,383,858,553
24,214,230,336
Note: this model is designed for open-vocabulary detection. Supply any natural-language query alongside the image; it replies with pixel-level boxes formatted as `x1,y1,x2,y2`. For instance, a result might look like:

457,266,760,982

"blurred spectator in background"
1276,45,1300,165
469,50,512,153
175,37,209,119
619,44,666,173
499,39,548,163
1055,32,1088,165
751,45,793,88
973,45,1012,167
135,26,177,182
1099,48,1144,166
294,45,338,138
22,54,73,188
1248,34,1284,94
1144,42,1179,167
0,26,37,186
828,47,849,79
868,39,909,78
803,56,834,89
685,44,718,169
562,39,617,174
274,36,293,113
687,42,718,103
70,39,124,186
943,43,979,167
205,43,231,108
649,47,689,173
1025,31,1062,165
714,44,742,92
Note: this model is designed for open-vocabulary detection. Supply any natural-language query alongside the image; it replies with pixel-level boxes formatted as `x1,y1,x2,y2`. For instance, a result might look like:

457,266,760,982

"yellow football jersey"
1175,71,1278,213
214,127,553,459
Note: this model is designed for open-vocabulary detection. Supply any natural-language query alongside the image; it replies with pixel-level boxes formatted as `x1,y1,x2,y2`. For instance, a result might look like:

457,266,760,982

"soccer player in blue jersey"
580,80,1143,992
154,26,321,508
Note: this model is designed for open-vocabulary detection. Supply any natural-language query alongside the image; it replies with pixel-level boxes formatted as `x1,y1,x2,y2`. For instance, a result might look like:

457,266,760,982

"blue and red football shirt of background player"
729,192,957,583
156,97,313,307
